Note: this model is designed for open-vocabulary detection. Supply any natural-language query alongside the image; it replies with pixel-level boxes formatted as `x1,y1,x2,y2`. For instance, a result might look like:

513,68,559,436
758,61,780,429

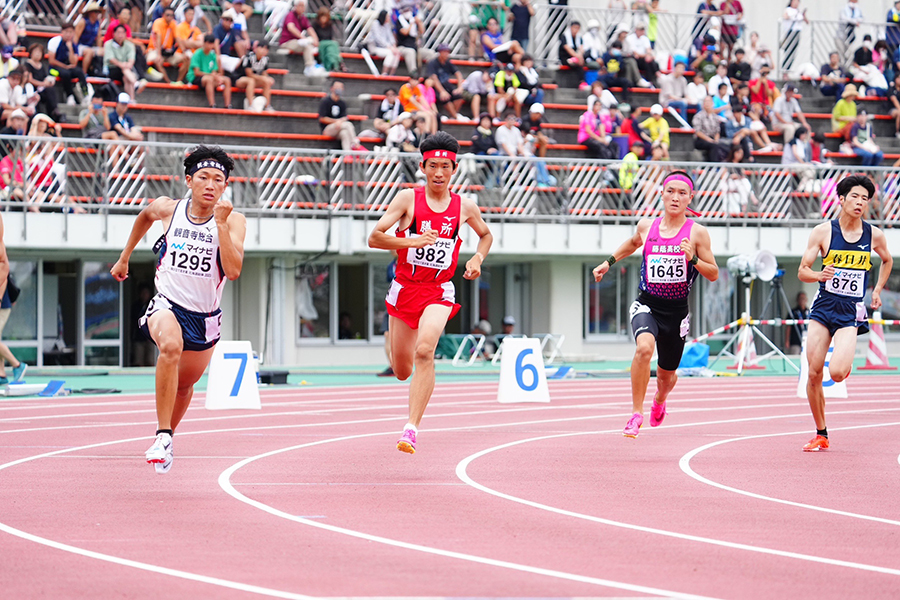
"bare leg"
655,367,677,404
406,304,453,427
0,341,20,377
171,347,215,430
805,320,832,430
631,332,655,415
389,315,415,381
147,309,183,430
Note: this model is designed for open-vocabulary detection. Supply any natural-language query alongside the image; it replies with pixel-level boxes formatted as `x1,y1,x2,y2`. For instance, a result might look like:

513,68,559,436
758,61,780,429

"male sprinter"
368,132,493,454
798,174,892,452
593,171,719,438
111,146,246,473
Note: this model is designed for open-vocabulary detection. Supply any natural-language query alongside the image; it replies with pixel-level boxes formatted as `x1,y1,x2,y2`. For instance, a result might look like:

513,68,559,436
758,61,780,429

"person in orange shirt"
147,6,187,84
399,72,437,134
174,5,203,82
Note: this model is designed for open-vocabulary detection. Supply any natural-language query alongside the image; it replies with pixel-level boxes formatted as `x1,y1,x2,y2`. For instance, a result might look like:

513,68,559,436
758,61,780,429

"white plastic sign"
497,337,550,403
206,340,261,410
797,341,848,399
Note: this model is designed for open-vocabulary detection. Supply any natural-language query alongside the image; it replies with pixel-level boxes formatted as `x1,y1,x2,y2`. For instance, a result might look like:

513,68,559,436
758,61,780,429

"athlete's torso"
818,218,872,301
154,199,225,313
638,217,699,302
394,187,463,285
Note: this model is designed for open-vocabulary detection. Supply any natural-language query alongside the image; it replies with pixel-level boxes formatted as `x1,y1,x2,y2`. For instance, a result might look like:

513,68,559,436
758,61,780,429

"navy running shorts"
139,294,222,352
629,291,690,372
808,291,869,337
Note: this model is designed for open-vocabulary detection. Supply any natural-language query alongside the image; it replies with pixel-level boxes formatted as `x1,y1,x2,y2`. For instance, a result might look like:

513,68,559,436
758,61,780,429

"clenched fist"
592,262,609,282
819,264,835,282
214,198,233,225
679,237,695,262
412,229,439,248
110,257,129,282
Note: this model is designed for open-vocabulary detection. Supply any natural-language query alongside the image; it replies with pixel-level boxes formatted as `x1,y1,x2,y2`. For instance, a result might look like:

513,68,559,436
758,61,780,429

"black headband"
189,159,228,178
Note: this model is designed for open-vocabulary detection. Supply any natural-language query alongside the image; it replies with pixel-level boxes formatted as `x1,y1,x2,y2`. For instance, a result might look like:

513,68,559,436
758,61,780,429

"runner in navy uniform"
593,171,719,438
111,146,247,473
798,175,892,451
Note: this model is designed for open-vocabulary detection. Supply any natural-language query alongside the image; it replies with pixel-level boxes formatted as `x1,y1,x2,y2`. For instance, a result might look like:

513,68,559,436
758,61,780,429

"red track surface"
1,376,899,599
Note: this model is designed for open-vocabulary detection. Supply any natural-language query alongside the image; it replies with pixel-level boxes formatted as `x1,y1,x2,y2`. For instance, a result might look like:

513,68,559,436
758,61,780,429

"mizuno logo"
858,244,868,250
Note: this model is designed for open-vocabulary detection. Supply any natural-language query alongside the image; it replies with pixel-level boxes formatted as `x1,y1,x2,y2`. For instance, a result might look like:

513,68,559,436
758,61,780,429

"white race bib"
407,235,454,270
646,254,686,284
826,268,865,298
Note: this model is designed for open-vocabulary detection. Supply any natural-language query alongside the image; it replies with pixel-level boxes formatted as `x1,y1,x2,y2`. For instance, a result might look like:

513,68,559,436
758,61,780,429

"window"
585,262,635,338
337,264,367,340
297,263,331,339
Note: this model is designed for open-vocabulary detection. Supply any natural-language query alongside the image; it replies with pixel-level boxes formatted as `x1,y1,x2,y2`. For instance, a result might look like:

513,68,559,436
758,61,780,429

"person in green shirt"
619,141,643,191
831,84,858,139
188,34,231,108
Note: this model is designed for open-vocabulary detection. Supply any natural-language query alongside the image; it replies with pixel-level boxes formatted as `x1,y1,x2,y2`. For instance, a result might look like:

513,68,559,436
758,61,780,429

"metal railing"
1,135,898,227
776,17,900,79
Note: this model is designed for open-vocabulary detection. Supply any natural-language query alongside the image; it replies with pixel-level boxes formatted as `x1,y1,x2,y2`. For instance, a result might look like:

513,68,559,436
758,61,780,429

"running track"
1,376,899,599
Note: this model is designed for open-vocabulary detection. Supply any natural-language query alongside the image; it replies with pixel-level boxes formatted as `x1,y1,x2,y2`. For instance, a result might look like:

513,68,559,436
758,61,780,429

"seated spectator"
214,10,246,76
850,110,884,166
771,83,809,143
188,35,232,109
313,6,346,73
874,40,892,81
399,73,434,131
588,80,618,113
24,44,63,123
686,70,708,112
148,6,188,84
747,102,778,150
48,22,89,105
279,0,318,74
820,52,850,99
599,42,634,92
411,114,431,147
727,48,752,87
79,96,117,140
0,11,18,51
693,96,729,161
109,93,143,141
224,0,254,21
0,134,26,206
708,61,733,96
579,101,615,159
468,0,508,60
831,84,858,139
319,81,366,152
104,24,142,100
175,6,204,82
176,0,213,33
385,112,417,151
73,1,104,76
103,7,152,83
495,112,527,157
427,44,464,119
724,106,755,158
619,141,643,193
621,105,653,155
558,20,585,68
395,0,425,73
367,10,402,76
691,41,721,82
607,103,624,135
748,64,776,108
0,69,37,124
471,112,499,155
582,19,604,68
890,73,900,138
462,70,497,119
520,103,549,158
150,0,174,23
747,38,773,79
712,82,732,116
852,35,889,96
624,24,658,87
659,62,689,121
518,55,544,109
374,88,402,136
641,104,670,159
0,44,17,77
104,6,132,44
235,41,275,112
781,125,812,166
730,82,750,115
483,17,525,67
494,62,524,118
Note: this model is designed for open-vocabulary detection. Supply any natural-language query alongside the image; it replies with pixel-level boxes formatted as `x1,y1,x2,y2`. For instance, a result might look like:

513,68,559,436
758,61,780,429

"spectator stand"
775,16,895,79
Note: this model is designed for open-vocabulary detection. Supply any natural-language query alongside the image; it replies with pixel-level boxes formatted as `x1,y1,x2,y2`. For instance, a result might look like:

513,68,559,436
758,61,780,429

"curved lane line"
678,422,900,526
455,411,900,578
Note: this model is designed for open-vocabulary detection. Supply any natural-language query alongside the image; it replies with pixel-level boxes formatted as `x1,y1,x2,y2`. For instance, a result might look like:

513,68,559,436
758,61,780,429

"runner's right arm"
592,218,651,282
368,190,438,250
798,222,833,284
110,197,177,281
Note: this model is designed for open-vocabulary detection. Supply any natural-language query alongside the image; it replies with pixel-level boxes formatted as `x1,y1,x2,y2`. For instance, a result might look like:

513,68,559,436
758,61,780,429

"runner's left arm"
215,200,247,280
681,224,719,282
870,226,893,310
462,198,493,280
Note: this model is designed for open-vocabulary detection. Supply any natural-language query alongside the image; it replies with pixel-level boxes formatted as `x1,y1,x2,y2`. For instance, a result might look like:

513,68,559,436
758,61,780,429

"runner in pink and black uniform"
593,171,720,438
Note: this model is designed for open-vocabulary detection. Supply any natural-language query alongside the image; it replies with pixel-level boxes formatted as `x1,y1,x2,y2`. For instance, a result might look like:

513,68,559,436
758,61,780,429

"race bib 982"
407,235,454,270
647,254,686,284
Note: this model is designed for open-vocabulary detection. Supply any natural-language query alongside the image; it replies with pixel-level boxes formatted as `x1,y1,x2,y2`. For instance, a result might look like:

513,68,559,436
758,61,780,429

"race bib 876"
826,268,865,298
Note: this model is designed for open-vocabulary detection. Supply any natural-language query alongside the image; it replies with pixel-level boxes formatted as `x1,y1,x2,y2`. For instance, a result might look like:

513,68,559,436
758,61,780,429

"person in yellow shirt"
619,141,643,191
147,6,187,84
174,5,203,82
640,103,670,159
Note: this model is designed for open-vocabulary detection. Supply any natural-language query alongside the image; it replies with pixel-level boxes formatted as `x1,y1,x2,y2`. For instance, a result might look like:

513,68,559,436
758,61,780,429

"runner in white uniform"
111,146,247,474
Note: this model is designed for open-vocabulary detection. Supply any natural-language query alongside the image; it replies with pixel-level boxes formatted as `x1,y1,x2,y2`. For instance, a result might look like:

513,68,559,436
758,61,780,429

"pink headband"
422,149,457,162
663,173,694,191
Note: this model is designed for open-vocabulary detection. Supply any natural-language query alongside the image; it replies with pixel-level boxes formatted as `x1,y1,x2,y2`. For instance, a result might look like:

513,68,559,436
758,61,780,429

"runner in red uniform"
368,132,493,454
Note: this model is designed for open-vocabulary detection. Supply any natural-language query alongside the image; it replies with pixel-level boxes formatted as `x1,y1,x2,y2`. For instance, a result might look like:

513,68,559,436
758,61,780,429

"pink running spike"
650,398,667,427
623,413,643,438
397,428,417,454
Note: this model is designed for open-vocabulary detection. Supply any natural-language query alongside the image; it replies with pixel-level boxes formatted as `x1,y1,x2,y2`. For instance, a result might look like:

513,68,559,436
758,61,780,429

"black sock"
817,428,828,438
156,428,173,437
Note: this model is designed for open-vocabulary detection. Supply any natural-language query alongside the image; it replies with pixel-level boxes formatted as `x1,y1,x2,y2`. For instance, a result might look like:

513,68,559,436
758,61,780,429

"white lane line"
455,410,900,578
678,422,900,526
0,415,723,600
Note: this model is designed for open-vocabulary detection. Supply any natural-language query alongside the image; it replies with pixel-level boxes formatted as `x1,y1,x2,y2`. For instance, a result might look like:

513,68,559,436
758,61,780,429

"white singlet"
154,199,225,314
